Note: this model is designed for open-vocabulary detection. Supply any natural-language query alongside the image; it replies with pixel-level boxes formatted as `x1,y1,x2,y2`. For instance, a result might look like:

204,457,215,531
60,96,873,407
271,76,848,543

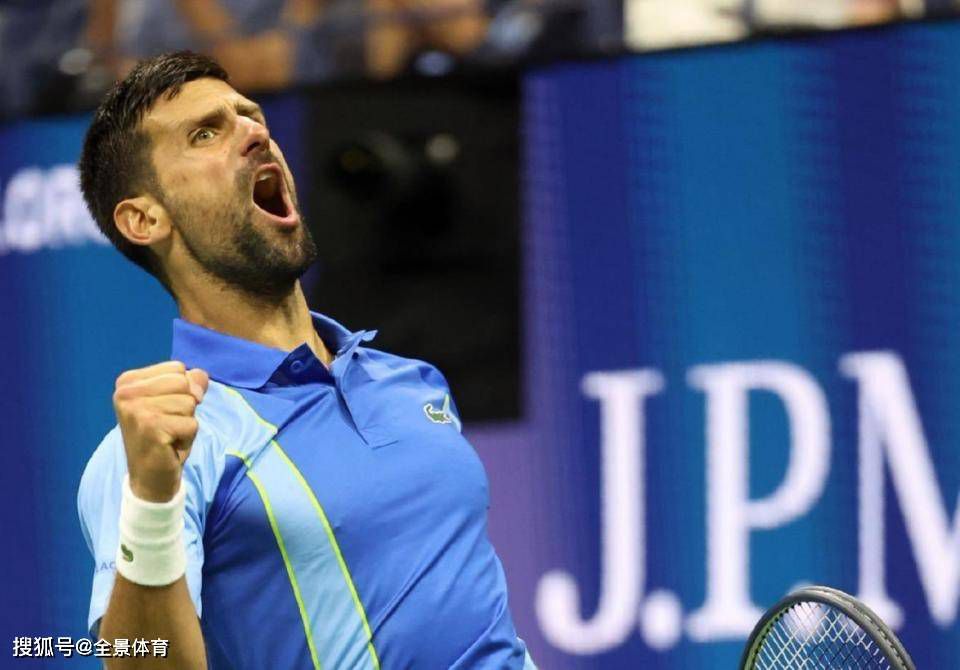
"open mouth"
252,165,294,222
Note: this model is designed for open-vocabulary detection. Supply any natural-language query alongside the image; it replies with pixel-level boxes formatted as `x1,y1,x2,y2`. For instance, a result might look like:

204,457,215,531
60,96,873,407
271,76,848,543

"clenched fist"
113,361,210,503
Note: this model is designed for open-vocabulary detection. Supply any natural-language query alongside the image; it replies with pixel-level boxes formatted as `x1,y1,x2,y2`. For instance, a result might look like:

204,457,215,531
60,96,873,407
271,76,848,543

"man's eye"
192,128,215,143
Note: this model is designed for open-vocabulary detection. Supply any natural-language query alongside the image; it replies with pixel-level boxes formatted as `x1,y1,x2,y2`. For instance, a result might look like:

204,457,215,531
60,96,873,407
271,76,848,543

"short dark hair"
79,51,229,283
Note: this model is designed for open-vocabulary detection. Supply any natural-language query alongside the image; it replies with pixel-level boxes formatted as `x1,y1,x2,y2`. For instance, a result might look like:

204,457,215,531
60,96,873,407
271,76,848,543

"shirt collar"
170,311,377,389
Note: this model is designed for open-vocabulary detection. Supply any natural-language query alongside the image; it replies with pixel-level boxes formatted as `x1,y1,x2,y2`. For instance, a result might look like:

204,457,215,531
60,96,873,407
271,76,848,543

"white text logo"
535,352,960,653
0,165,107,254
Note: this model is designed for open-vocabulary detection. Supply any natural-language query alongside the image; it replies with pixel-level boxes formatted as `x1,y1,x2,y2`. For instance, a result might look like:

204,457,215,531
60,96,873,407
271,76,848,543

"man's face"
143,77,316,297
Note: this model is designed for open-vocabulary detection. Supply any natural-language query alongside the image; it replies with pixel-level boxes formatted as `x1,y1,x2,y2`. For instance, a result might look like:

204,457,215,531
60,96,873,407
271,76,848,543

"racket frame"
738,585,915,670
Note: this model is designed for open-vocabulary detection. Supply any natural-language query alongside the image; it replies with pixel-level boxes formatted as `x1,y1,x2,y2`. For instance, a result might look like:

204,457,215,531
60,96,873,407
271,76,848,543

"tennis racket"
739,585,915,670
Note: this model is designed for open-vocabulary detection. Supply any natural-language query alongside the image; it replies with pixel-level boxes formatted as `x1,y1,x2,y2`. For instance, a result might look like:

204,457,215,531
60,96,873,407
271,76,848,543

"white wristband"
116,474,187,587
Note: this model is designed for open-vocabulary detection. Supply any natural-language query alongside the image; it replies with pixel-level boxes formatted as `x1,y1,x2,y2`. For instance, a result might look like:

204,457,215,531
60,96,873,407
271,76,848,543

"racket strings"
753,601,891,670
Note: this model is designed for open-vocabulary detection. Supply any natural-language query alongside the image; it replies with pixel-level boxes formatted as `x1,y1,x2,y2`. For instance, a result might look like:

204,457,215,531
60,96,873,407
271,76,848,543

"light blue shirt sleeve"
77,422,225,637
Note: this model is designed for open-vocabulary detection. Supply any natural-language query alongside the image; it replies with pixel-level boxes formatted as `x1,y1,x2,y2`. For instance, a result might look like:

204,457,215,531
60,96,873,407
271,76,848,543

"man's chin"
226,261,310,299
223,225,316,297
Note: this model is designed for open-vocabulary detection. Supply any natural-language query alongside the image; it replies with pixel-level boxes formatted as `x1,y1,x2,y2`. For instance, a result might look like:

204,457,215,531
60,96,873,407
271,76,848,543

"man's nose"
240,117,270,157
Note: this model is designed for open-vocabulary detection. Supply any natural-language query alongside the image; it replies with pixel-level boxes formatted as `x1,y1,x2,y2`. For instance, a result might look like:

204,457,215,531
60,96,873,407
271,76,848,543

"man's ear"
113,196,170,248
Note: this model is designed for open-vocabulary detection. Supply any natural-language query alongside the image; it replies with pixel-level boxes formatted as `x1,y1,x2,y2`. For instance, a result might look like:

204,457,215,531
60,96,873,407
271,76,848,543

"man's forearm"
100,574,206,669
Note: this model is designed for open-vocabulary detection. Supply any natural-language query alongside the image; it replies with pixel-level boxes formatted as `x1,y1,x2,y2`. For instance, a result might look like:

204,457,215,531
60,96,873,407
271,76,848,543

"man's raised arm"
98,361,210,669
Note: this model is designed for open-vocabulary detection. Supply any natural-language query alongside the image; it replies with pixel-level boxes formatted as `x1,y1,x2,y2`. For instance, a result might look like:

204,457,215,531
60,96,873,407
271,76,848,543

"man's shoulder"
360,346,448,382
79,426,124,499
194,379,259,439
358,347,461,428
193,380,284,462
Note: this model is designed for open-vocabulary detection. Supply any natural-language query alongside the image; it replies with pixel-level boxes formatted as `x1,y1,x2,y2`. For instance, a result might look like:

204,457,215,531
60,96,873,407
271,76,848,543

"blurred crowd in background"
0,0,620,119
627,0,959,49
1,0,959,119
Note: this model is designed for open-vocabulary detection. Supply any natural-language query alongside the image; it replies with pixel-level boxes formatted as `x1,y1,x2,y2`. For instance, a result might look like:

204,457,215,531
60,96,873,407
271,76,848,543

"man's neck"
176,281,334,367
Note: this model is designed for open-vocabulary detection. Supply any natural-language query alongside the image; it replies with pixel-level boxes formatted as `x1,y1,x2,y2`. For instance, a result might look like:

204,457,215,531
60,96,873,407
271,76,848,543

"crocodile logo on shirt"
423,394,460,431
120,544,134,562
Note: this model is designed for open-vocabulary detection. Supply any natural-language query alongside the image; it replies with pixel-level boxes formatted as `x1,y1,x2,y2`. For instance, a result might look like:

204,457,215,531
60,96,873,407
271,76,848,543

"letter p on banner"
686,361,831,640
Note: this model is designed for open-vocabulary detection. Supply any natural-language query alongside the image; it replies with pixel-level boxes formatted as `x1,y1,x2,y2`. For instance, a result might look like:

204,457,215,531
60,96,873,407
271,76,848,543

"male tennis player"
77,51,535,669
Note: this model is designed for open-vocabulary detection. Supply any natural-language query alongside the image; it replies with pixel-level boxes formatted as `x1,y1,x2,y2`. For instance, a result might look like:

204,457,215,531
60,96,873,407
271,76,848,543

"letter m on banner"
842,351,960,628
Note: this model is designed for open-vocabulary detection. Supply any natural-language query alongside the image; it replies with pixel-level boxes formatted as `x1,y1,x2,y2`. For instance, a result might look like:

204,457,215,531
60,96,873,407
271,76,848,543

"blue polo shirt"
78,312,535,669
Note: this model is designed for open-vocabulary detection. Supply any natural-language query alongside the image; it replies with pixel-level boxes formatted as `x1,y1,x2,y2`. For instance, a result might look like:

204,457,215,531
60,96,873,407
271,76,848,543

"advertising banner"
510,21,960,668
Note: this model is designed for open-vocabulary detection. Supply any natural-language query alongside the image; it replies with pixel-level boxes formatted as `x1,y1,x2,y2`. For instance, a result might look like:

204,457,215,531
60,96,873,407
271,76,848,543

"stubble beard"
168,169,318,300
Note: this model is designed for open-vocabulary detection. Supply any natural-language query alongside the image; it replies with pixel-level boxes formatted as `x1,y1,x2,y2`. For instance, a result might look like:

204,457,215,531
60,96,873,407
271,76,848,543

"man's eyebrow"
178,105,228,134
237,101,264,119
177,101,265,134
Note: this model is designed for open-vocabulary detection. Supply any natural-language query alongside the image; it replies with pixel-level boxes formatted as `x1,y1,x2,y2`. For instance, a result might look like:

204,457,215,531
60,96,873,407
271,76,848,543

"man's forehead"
144,78,250,132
